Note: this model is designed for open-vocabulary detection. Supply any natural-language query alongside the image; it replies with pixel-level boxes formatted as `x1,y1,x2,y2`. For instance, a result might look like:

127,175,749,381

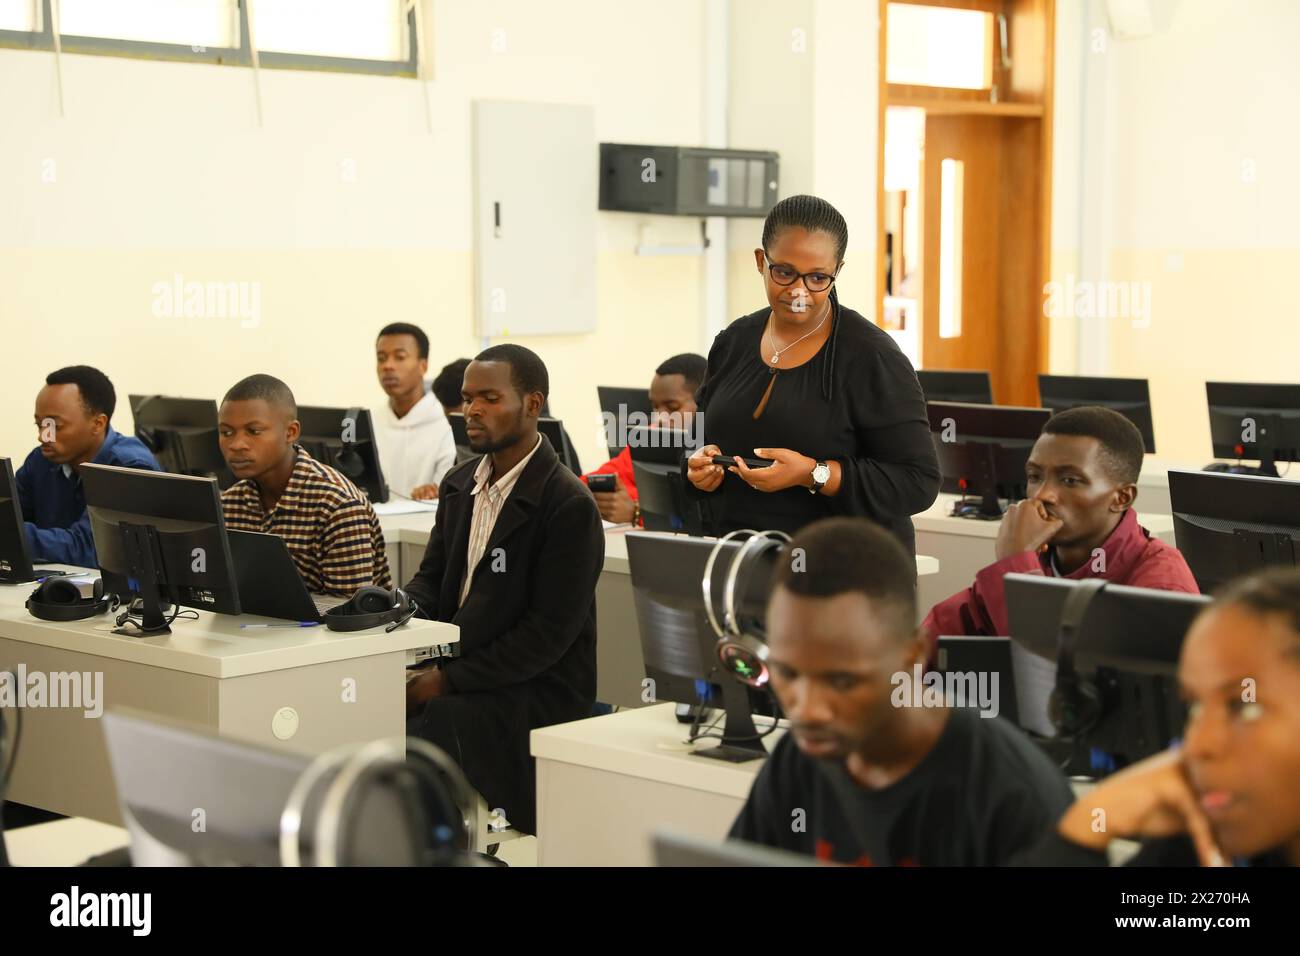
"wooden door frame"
876,0,1054,404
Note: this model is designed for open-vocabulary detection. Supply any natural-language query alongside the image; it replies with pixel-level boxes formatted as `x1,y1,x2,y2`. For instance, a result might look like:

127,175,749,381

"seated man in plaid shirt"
217,373,390,596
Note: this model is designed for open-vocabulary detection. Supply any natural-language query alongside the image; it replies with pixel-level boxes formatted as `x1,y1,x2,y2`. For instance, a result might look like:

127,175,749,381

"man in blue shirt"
15,366,161,568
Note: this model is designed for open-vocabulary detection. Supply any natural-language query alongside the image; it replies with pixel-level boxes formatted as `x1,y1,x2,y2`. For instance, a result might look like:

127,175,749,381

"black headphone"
1048,577,1108,738
704,529,791,689
323,586,418,633
25,576,115,622
280,737,474,867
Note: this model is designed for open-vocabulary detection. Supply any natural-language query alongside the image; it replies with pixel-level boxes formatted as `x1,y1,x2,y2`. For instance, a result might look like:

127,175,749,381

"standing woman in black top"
685,195,939,554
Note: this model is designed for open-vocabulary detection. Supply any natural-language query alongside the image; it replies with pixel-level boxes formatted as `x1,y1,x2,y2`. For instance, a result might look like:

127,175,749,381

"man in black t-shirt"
729,517,1072,865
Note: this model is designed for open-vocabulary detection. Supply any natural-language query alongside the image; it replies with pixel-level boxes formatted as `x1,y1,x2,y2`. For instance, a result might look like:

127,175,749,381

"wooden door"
919,113,1044,405
878,0,1054,408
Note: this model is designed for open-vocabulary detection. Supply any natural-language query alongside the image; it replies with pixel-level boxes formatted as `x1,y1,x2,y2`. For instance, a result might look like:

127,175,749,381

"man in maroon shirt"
923,405,1198,646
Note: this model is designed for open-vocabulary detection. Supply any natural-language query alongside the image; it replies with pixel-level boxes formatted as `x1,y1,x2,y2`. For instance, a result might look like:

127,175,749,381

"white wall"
726,0,878,325
0,0,715,470
10,0,1288,473
1052,0,1300,462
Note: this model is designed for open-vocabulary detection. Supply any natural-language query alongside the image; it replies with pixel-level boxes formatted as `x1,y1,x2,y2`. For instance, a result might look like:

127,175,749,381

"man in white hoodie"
374,323,456,500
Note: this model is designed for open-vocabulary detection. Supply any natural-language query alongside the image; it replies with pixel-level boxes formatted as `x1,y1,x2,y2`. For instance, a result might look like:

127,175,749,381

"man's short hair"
771,517,917,640
377,322,429,361
222,374,298,418
655,353,708,397
1041,405,1145,485
432,358,472,408
474,344,549,400
45,365,116,420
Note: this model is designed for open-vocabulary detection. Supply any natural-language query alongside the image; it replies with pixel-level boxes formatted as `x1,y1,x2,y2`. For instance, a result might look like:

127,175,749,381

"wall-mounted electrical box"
598,144,779,218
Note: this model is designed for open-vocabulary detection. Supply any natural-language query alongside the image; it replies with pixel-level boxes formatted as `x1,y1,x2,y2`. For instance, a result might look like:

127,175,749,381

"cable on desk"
113,600,198,635
686,685,782,746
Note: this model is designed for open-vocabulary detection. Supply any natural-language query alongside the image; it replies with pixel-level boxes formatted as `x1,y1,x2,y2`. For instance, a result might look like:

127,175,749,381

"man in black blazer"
403,344,603,836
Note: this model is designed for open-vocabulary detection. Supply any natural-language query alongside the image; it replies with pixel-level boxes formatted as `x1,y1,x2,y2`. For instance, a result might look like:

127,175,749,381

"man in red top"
585,353,706,524
923,405,1198,646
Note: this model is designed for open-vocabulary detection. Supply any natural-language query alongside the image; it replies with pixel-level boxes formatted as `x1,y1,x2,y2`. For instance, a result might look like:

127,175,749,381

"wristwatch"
809,460,831,495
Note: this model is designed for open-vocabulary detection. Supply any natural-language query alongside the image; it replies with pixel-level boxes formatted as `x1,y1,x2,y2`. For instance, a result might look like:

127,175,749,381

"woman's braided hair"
1212,567,1300,659
760,194,849,400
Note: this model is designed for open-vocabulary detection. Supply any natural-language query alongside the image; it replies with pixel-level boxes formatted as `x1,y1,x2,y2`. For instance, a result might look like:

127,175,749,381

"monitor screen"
1169,469,1300,592
1038,375,1156,454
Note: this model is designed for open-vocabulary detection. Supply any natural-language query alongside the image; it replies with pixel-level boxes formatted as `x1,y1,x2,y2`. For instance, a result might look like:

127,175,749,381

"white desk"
600,529,936,709
1137,456,1300,516
377,510,440,583
1137,457,1204,516
379,517,938,710
531,703,784,866
913,494,1177,617
4,818,130,867
0,570,457,826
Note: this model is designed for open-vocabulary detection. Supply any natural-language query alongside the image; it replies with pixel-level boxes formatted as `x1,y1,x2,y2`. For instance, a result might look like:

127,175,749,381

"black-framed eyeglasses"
763,252,839,293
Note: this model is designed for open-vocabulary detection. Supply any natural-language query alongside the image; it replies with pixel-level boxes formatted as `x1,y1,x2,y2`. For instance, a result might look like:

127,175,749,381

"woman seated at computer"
1018,566,1300,866
684,195,939,554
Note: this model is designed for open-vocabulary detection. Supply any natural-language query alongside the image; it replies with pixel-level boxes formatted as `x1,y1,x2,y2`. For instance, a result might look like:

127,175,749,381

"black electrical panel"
599,143,779,218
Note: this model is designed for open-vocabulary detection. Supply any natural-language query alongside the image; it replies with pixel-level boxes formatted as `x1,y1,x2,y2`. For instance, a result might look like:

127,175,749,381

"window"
0,0,40,32
253,0,407,61
0,0,417,76
938,159,964,339
60,0,236,48
886,3,993,91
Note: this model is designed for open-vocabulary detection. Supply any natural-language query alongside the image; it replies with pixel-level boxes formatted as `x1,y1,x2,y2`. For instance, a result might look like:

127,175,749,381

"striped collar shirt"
460,434,544,607
221,445,392,596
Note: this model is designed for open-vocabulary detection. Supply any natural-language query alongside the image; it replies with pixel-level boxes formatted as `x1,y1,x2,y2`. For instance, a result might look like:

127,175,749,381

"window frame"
0,0,419,78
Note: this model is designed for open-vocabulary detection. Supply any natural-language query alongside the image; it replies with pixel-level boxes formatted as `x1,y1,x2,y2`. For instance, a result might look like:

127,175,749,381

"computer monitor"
1005,574,1210,774
538,417,583,476
1038,375,1156,454
102,709,464,867
926,401,1052,519
446,413,582,476
296,405,389,503
631,462,707,535
446,412,475,465
129,394,234,488
1168,469,1300,593
625,532,779,762
652,830,821,867
0,458,35,584
597,385,654,460
102,709,313,865
1205,381,1300,477
917,369,994,405
625,426,698,467
81,464,241,633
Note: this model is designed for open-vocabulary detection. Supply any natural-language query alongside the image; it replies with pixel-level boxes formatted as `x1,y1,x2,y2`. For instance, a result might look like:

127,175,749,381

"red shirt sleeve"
921,550,1044,654
582,446,638,501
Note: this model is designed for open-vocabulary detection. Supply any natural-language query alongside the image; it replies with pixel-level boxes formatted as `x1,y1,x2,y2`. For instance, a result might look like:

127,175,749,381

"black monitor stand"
689,674,767,763
118,522,172,635
1205,456,1280,478
939,443,1007,520
950,487,1004,520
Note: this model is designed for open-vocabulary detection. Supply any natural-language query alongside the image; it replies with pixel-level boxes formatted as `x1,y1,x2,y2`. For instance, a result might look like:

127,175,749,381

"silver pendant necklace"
767,309,829,369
